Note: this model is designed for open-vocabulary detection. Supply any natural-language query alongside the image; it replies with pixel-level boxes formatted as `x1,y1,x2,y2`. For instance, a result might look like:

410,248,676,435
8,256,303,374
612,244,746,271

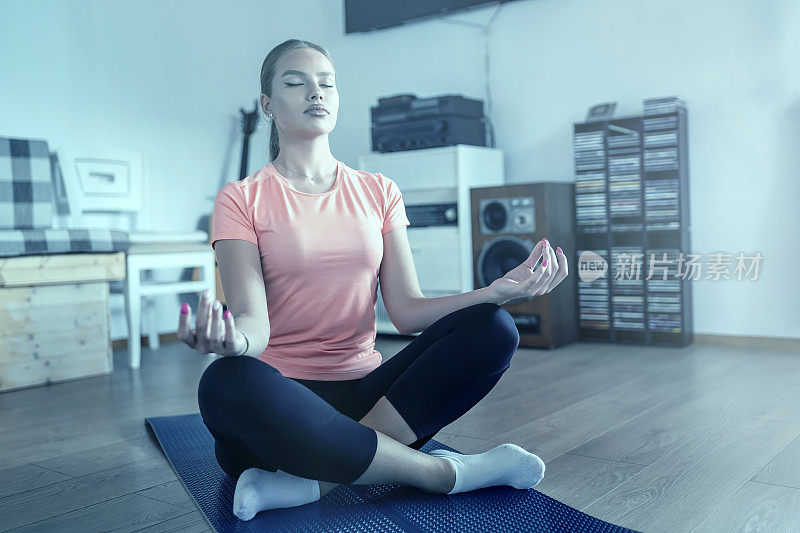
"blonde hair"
260,39,334,162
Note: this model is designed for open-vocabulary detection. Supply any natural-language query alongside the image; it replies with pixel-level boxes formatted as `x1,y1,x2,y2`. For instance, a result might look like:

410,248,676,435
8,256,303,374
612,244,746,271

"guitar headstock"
239,99,260,136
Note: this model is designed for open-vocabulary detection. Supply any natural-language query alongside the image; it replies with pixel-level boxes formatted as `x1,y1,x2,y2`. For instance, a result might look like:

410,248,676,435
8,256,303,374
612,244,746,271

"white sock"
429,443,546,494
232,468,321,521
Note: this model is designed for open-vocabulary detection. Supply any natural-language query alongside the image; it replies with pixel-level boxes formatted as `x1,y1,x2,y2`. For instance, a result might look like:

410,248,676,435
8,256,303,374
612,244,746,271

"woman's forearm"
397,286,502,335
232,313,270,357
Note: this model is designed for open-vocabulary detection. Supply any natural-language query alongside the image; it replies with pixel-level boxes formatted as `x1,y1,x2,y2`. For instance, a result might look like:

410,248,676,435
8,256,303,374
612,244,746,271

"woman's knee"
470,303,520,349
461,303,520,371
198,356,281,417
199,356,242,402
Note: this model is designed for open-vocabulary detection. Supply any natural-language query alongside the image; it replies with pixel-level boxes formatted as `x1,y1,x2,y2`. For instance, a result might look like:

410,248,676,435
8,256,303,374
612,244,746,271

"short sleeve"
380,174,411,235
211,182,258,251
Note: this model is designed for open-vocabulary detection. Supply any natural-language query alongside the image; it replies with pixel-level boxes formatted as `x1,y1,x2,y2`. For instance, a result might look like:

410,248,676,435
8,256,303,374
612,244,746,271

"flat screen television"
344,0,520,34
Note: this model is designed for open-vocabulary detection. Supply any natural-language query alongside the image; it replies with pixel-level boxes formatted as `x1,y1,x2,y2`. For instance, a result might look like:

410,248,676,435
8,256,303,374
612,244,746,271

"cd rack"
572,100,693,347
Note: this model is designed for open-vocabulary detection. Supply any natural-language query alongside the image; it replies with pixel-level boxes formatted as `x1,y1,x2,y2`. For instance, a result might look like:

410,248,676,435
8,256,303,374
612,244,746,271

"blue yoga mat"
145,413,640,532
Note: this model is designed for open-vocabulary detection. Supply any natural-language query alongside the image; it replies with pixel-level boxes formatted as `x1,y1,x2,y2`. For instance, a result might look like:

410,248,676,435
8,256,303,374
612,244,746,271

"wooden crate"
0,253,125,392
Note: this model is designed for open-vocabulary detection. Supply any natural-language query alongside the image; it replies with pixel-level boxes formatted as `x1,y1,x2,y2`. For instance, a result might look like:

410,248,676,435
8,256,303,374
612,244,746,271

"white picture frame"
56,146,145,215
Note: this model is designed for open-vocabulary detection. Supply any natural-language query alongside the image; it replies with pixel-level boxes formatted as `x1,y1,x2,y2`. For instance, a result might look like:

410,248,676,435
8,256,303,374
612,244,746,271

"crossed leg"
317,395,443,498
200,303,521,512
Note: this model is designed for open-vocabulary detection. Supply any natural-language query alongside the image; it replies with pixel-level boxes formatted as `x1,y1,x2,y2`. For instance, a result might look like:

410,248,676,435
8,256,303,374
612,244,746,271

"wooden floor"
1,337,799,532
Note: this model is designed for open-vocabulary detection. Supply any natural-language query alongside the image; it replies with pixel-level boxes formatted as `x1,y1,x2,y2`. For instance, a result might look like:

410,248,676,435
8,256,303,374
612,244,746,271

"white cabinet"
358,145,505,335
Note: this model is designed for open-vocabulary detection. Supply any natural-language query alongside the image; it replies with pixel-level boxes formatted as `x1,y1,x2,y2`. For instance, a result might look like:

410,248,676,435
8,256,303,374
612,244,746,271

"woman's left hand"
488,238,568,305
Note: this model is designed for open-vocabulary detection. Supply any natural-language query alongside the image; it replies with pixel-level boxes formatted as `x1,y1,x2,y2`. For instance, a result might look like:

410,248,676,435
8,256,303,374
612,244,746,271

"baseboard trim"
694,333,800,351
112,333,181,351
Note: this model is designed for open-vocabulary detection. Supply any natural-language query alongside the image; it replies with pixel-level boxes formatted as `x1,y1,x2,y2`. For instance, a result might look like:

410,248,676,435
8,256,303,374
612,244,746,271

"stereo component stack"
370,94,487,153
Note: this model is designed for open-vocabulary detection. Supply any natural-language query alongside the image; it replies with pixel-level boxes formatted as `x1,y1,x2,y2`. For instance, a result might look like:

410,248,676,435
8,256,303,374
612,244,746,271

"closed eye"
285,83,333,88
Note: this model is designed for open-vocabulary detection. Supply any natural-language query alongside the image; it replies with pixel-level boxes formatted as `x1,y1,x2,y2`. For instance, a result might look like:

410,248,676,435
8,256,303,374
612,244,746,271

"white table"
124,242,216,368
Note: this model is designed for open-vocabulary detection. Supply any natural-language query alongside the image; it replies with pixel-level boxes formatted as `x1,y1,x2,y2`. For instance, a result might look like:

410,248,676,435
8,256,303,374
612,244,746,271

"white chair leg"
139,271,158,350
146,296,160,350
125,256,142,369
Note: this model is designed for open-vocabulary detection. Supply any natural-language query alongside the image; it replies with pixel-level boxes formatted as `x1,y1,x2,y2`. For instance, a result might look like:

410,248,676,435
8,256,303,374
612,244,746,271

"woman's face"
262,48,339,139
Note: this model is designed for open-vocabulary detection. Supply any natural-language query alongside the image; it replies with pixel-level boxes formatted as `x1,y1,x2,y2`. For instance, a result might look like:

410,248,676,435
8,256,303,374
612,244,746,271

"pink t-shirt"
211,159,410,381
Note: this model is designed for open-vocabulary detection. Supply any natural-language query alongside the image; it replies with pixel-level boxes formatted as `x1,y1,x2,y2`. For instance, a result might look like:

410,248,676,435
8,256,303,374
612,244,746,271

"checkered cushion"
0,228,130,257
0,137,130,257
0,137,53,229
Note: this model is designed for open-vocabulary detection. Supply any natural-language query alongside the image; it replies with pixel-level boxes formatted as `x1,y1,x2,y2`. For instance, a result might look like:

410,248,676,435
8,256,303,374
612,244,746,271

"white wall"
1,0,798,341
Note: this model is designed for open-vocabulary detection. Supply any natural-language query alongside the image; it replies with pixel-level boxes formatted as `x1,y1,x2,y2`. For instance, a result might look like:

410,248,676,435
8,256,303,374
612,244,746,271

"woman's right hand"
178,289,247,356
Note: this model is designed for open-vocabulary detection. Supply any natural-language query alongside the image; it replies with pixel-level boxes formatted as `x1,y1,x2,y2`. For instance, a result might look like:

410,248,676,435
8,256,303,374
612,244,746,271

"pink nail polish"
557,246,562,254
224,309,230,319
543,259,548,267
181,303,189,314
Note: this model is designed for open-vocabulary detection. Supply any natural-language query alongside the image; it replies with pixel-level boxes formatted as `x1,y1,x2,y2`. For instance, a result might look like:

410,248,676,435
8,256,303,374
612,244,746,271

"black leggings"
197,302,520,485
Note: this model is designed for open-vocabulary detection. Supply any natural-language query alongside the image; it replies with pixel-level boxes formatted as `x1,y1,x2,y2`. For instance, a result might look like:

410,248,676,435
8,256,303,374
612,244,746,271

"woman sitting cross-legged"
177,38,569,522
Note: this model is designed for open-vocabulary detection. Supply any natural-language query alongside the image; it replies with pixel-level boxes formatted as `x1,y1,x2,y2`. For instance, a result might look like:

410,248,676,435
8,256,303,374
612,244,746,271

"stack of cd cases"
576,248,610,330
573,130,607,232
645,248,683,332
571,97,692,347
643,96,687,115
607,122,643,232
